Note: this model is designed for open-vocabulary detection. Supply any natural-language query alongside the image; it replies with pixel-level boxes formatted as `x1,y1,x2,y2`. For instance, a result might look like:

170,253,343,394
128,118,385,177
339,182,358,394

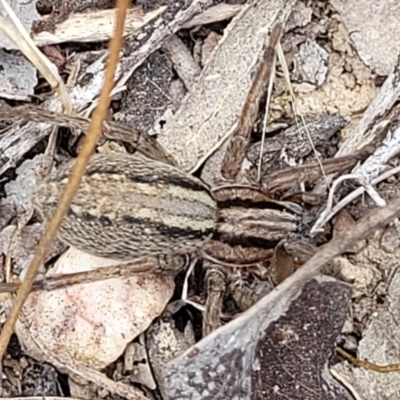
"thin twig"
221,21,282,179
0,0,130,362
336,347,400,373
257,54,276,182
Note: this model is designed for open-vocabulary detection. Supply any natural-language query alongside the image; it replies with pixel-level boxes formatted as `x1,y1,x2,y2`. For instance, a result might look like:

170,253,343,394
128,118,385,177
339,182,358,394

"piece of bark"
116,50,174,135
33,6,166,46
331,0,400,76
163,35,201,90
182,3,243,29
332,267,400,400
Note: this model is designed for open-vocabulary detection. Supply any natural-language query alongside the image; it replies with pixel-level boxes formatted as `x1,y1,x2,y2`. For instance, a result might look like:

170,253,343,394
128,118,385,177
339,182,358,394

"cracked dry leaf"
15,247,174,370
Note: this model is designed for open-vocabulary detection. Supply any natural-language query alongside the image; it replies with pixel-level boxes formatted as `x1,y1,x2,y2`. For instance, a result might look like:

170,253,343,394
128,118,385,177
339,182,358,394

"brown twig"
221,22,282,179
336,347,400,373
0,0,130,362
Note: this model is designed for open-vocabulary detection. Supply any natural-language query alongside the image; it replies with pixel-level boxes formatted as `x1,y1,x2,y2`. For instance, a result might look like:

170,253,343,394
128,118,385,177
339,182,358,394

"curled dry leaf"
15,247,174,370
